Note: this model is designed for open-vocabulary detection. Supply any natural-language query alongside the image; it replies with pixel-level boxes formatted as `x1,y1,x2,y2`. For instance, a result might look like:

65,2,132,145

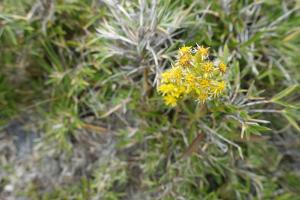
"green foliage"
0,0,299,199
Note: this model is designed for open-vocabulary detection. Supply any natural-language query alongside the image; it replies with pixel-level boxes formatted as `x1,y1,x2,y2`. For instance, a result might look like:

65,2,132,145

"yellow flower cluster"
158,45,227,106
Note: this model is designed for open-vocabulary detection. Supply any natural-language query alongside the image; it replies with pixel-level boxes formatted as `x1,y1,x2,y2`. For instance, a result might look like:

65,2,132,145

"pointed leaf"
271,85,299,102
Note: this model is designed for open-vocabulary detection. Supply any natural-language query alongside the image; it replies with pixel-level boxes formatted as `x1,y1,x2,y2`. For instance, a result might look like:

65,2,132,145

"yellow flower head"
158,44,228,106
161,66,182,83
219,62,227,74
171,66,183,81
175,86,186,97
164,95,177,107
196,46,209,58
212,81,225,97
186,72,196,83
158,84,176,94
202,61,214,73
161,71,172,82
199,78,211,89
178,53,192,67
179,46,192,55
198,91,209,103
185,72,197,92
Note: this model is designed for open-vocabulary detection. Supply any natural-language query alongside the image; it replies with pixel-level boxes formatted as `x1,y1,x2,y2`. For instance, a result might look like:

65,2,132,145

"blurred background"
0,0,300,199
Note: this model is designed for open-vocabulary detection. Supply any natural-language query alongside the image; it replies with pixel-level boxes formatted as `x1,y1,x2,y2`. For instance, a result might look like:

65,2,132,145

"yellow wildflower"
211,81,225,97
185,73,196,92
186,72,196,84
199,78,210,89
178,53,192,67
176,86,186,97
198,91,209,103
202,61,214,73
161,66,183,83
219,62,227,73
196,46,209,58
158,44,228,107
158,84,176,95
179,46,191,55
171,87,182,98
171,66,183,82
164,95,177,107
161,71,172,82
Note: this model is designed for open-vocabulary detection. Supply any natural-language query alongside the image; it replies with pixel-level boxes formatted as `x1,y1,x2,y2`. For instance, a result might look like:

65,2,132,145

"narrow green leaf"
283,112,300,132
271,85,299,102
5,27,17,45
240,31,264,48
223,44,229,63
